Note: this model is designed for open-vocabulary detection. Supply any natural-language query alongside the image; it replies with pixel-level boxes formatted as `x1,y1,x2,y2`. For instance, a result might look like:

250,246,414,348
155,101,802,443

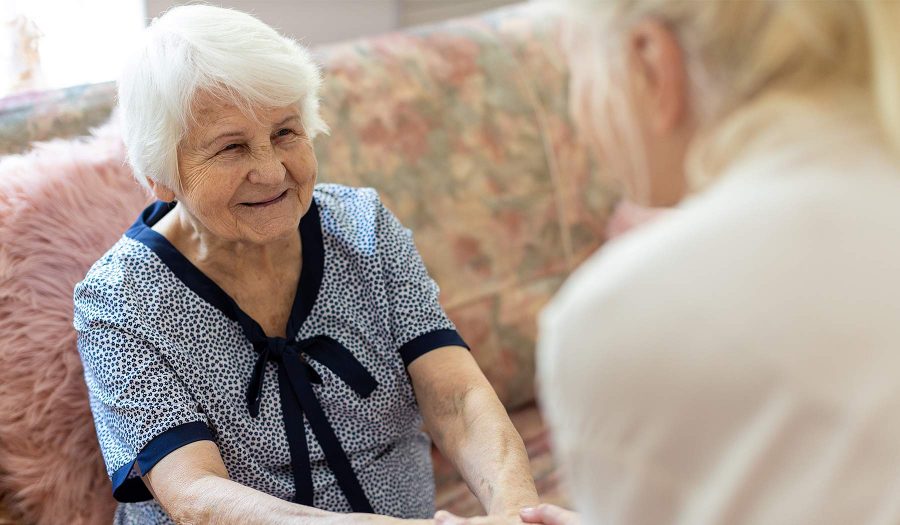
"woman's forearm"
145,441,413,525
429,384,539,516
168,473,332,524
169,474,433,525
409,348,539,517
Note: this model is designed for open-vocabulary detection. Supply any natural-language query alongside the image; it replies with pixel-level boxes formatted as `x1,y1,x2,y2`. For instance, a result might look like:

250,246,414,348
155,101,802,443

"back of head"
563,0,900,187
117,5,328,191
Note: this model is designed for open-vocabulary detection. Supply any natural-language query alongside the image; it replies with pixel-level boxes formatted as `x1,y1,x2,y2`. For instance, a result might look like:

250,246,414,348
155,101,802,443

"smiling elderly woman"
73,6,537,524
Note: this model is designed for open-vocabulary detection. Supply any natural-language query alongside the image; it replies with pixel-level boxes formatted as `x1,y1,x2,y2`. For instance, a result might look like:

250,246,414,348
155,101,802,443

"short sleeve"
374,199,468,366
75,282,214,503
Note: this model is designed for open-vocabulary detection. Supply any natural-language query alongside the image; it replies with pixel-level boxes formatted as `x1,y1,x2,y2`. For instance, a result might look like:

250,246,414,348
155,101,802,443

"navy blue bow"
246,335,378,512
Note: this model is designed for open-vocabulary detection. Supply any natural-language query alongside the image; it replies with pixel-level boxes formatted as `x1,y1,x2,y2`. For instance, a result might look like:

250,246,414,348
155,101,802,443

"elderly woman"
442,0,900,524
73,6,538,524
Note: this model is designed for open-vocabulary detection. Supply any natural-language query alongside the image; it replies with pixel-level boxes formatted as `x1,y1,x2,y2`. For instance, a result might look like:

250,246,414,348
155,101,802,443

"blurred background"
1,0,521,97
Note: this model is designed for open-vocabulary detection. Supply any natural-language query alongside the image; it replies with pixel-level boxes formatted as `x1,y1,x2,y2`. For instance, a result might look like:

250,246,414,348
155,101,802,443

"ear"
147,178,176,203
627,19,689,134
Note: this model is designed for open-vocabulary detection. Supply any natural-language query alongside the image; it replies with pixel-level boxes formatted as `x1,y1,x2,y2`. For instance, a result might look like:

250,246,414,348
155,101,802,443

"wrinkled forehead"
186,89,301,133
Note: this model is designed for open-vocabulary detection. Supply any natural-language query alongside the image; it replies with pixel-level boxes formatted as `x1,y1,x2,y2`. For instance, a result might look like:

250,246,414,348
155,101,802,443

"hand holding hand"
433,510,523,525
328,514,434,525
433,504,579,525
519,504,579,525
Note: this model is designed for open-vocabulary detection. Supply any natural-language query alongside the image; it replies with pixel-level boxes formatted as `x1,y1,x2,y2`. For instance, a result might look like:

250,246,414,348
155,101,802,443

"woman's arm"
144,441,428,525
408,346,539,519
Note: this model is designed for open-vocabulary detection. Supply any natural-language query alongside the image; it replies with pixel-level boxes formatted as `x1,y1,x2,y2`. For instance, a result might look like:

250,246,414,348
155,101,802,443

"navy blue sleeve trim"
398,328,470,367
111,421,215,502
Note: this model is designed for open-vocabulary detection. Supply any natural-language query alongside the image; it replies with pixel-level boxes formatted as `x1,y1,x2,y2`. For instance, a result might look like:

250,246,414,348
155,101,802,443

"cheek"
567,51,593,138
568,66,619,171
179,157,244,215
583,78,654,200
578,84,611,157
567,47,620,163
566,40,656,199
285,144,318,185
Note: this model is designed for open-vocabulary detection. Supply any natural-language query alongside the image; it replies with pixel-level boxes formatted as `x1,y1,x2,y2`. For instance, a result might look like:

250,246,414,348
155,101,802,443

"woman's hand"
519,505,579,525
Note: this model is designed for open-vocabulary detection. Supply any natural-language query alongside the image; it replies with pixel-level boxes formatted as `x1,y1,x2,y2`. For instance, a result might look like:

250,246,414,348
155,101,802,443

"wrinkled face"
172,92,317,244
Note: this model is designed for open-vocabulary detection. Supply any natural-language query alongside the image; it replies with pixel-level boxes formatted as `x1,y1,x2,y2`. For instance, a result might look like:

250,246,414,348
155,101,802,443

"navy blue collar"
125,199,324,342
122,199,377,510
124,199,377,511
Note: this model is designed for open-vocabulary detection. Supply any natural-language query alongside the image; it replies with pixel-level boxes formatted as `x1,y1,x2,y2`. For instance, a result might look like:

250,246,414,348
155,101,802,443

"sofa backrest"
313,5,615,407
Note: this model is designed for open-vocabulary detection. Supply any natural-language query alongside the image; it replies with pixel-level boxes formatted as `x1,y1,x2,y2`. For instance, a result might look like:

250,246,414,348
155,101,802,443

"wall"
400,0,521,27
144,0,521,46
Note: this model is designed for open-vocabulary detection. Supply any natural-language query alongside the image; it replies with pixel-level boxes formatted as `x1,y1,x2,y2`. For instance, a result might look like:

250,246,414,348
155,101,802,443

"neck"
158,203,301,280
686,87,874,191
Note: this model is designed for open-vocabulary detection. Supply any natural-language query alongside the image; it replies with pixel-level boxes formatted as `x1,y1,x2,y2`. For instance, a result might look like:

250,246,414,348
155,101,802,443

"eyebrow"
202,130,245,150
275,115,301,128
201,115,302,150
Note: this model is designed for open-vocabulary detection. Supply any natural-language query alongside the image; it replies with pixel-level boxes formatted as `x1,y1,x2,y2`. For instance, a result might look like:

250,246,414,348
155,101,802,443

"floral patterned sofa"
0,3,616,523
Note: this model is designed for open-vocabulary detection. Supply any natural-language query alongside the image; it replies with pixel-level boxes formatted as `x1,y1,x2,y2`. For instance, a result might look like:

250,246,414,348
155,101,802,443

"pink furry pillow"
0,120,148,525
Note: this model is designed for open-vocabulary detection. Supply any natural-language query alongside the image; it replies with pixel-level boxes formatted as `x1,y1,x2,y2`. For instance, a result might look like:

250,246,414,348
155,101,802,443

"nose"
247,144,286,185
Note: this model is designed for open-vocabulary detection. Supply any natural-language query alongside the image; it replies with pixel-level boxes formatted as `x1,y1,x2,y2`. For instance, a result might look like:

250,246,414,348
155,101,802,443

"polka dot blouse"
74,184,468,524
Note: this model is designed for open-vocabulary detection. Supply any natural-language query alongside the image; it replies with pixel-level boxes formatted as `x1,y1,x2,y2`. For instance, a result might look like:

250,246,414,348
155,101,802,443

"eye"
220,143,241,153
275,128,296,138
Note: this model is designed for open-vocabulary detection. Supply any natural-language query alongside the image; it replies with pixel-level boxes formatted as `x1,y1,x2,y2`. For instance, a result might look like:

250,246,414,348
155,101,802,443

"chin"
241,214,303,245
233,189,312,242
241,223,296,245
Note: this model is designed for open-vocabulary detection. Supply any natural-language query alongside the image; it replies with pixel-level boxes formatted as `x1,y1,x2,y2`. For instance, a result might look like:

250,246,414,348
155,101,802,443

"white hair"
117,4,329,190
558,0,900,192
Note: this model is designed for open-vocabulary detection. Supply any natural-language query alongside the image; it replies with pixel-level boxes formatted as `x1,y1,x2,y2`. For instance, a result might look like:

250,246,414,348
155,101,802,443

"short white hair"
117,4,329,190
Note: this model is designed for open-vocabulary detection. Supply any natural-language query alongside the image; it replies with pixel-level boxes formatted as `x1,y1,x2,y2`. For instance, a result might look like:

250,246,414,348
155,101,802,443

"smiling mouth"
242,190,288,208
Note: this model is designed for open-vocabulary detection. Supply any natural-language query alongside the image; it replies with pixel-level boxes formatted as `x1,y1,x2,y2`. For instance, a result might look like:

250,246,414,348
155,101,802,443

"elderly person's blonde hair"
117,5,329,190
563,0,900,191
